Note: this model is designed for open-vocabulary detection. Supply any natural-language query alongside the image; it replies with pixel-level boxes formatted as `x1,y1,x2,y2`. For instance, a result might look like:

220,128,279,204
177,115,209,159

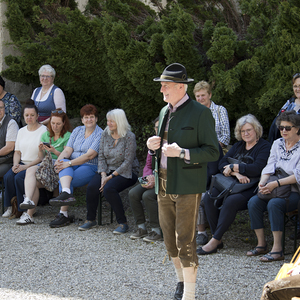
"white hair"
38,64,56,78
106,108,131,137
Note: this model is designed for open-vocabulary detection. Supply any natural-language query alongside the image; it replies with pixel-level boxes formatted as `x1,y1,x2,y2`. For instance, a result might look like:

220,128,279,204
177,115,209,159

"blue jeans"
58,160,97,193
4,168,26,212
248,192,300,231
86,172,137,223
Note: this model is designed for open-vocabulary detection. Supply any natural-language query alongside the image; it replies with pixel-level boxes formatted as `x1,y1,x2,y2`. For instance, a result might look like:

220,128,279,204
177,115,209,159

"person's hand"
147,136,161,151
54,160,68,173
99,174,110,192
142,174,155,189
259,181,277,194
45,144,56,153
12,164,27,173
223,165,232,177
162,142,182,157
235,173,250,184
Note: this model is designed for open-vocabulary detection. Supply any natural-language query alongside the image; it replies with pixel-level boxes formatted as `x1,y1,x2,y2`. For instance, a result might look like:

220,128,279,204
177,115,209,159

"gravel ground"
0,203,297,300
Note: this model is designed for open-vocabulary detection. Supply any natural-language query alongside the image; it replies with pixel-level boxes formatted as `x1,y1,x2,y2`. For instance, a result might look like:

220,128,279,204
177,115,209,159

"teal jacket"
154,97,219,195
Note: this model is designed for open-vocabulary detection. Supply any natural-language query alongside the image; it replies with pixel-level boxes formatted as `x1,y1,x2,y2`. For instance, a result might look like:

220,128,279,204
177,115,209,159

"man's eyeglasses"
40,75,52,79
0,106,5,110
278,125,295,131
51,110,64,114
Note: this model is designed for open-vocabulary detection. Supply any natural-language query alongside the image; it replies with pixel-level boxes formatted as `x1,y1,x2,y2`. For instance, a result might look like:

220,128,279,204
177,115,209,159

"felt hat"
153,63,194,84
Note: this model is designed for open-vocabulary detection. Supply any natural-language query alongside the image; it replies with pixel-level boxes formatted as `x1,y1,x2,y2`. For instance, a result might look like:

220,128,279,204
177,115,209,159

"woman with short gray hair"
32,64,66,125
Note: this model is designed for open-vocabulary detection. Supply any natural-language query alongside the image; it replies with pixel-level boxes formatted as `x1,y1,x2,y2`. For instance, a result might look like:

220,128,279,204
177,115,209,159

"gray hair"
38,64,56,78
106,108,131,138
234,114,263,141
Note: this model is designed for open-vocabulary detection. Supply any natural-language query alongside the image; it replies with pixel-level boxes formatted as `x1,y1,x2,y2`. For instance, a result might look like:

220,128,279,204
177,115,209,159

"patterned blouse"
0,92,22,124
67,125,103,165
98,128,139,178
262,138,300,191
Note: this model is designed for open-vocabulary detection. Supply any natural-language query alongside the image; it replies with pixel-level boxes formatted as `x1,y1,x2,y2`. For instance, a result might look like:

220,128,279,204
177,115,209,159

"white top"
15,125,47,164
31,84,66,112
0,115,19,141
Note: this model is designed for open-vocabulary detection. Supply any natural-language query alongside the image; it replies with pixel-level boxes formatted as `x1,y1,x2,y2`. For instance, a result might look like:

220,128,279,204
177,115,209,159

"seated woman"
32,64,66,125
193,80,230,245
129,117,162,242
197,114,271,255
16,109,72,225
48,104,102,228
0,76,22,126
247,111,300,262
78,108,139,233
2,100,47,218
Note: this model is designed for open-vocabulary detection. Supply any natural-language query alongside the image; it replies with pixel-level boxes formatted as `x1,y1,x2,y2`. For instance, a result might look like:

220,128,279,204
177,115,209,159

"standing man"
147,63,219,300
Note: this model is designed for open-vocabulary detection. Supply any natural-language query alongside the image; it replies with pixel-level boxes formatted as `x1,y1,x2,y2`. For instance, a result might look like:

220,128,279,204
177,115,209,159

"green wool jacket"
154,97,219,195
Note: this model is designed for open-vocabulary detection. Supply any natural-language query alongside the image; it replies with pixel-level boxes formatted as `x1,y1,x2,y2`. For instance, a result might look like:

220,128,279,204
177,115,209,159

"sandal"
246,244,268,256
260,251,284,262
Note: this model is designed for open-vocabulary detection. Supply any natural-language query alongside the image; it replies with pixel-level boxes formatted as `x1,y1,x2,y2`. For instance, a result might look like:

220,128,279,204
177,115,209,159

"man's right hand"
147,136,161,151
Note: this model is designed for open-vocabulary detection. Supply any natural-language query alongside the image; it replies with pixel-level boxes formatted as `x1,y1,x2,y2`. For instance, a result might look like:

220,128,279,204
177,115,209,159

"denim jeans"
4,168,26,212
248,192,300,231
86,172,137,223
58,159,97,193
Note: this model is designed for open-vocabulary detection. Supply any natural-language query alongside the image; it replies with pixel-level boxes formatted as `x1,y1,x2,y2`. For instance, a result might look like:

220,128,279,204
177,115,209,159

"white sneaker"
16,212,34,225
19,197,35,210
2,206,12,218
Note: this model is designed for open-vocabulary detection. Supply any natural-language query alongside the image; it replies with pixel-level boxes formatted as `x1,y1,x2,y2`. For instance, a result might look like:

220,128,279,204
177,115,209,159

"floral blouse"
1,92,22,124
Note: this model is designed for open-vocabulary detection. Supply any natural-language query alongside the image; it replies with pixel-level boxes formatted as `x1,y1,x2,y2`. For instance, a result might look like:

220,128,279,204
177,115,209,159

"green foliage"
3,0,300,152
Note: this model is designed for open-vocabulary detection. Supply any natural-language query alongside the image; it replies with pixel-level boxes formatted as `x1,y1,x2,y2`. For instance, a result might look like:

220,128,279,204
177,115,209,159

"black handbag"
257,168,291,201
208,155,259,209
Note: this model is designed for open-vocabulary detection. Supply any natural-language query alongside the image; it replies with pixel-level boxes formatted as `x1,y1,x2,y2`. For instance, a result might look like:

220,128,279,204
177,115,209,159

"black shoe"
174,282,184,300
197,246,218,255
49,213,71,228
49,192,76,206
289,230,300,240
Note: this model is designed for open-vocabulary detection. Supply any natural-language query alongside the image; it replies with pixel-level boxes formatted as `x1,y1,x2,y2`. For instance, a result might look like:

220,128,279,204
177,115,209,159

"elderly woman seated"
197,114,270,255
78,108,139,233
247,111,300,262
48,104,102,227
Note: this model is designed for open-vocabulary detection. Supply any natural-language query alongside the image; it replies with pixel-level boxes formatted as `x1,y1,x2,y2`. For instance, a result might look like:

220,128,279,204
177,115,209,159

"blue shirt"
67,125,103,165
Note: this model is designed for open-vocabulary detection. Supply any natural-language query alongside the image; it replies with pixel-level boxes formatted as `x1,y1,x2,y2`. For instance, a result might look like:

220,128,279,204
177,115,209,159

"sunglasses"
51,110,64,114
278,125,295,131
293,73,300,78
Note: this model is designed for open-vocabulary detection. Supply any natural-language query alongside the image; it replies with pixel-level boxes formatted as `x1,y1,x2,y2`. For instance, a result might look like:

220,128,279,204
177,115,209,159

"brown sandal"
246,245,268,256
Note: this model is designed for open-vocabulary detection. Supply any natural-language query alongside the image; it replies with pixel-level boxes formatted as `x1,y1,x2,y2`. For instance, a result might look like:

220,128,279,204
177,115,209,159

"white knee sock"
182,282,196,300
174,266,184,282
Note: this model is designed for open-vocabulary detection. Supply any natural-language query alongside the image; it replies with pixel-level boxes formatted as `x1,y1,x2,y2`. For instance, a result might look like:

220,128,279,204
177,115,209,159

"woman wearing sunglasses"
32,64,66,125
247,111,300,262
268,73,300,144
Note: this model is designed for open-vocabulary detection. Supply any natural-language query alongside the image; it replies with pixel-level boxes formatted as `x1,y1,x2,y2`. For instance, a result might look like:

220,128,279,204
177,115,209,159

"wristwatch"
230,164,234,172
68,161,72,166
179,149,185,159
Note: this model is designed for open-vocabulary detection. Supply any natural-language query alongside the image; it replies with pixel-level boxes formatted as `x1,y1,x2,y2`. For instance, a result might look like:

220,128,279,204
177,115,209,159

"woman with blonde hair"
78,108,139,233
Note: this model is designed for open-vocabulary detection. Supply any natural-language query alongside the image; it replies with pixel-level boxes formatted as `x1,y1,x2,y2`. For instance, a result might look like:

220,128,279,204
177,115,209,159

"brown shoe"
143,231,163,242
130,228,147,240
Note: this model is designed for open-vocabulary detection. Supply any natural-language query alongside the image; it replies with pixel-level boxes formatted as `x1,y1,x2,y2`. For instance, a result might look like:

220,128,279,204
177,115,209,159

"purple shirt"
143,153,153,177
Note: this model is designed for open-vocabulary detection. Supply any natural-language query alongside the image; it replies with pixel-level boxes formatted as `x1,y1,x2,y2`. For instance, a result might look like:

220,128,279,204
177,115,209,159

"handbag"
36,151,59,192
275,245,300,280
209,155,259,209
257,168,291,201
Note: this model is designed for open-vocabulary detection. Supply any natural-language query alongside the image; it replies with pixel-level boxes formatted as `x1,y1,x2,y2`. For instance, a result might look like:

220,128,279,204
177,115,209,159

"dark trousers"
203,188,248,241
4,168,26,212
86,172,137,223
128,184,159,228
